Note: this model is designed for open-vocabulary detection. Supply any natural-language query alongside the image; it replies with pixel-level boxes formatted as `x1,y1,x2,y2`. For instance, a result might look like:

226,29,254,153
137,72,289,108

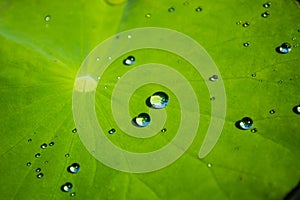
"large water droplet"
61,182,73,192
149,92,169,109
293,105,300,114
41,143,47,149
44,15,51,22
108,128,116,134
134,113,151,127
276,42,292,54
123,56,135,66
37,173,44,179
237,117,253,130
35,153,41,158
261,11,270,18
67,163,80,174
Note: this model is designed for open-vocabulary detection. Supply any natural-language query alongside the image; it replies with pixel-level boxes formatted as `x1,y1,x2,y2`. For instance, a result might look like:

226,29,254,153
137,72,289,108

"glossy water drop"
72,128,77,133
243,42,250,47
168,7,175,12
251,128,257,133
145,13,151,18
209,75,219,82
127,34,132,39
70,192,76,197
96,57,100,61
41,143,47,149
210,96,216,101
108,128,116,134
277,42,292,54
251,73,256,77
293,105,300,114
67,163,80,174
49,142,54,146
207,163,212,168
269,109,276,114
242,22,250,27
134,113,151,127
26,162,31,167
28,138,32,143
123,56,135,66
61,182,73,192
236,21,242,25
65,153,70,158
37,173,44,179
44,161,48,164
239,117,253,130
36,168,41,173
292,37,296,41
150,92,169,109
261,11,270,18
44,15,51,22
195,7,202,12
161,128,167,133
35,153,41,158
293,44,299,48
263,2,271,8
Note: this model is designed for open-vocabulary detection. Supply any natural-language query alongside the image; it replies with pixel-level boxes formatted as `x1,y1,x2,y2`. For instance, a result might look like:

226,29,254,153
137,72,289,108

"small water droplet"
251,128,257,133
277,42,292,54
104,86,107,89
37,173,44,179
269,109,276,114
183,1,189,6
210,96,216,101
243,42,250,47
145,13,151,18
127,34,132,39
117,76,121,80
251,73,256,77
108,128,116,134
26,162,31,167
161,128,167,133
61,182,73,192
28,138,32,143
49,142,54,146
67,163,80,174
41,143,47,149
36,168,41,173
44,15,51,22
209,75,219,82
96,57,100,61
65,153,70,158
278,80,283,84
72,128,77,133
292,37,296,41
238,117,253,130
168,7,175,12
242,22,250,27
207,163,212,168
123,56,135,66
236,21,242,25
195,7,202,12
263,2,271,8
97,76,101,80
35,153,41,158
70,192,76,197
261,11,270,18
44,161,48,164
293,105,300,114
293,44,299,48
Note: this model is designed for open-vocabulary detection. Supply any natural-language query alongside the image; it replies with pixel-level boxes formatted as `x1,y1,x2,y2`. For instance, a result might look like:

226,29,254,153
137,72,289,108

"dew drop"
65,153,70,158
96,57,100,61
269,109,276,114
61,182,73,192
44,161,48,164
108,56,112,60
108,128,116,134
145,13,151,18
207,163,212,168
210,96,216,101
209,75,219,82
36,168,41,173
263,2,271,8
149,92,169,109
251,128,257,133
44,15,51,22
238,117,253,130
292,37,296,41
26,162,31,167
261,11,270,18
41,143,47,149
293,44,299,48
72,128,77,133
134,113,151,127
251,73,256,77
37,173,44,179
28,138,32,143
243,42,250,47
168,7,175,12
242,22,250,27
70,192,76,197
49,141,54,146
195,7,202,12
127,34,132,39
161,128,167,133
123,56,135,66
236,21,242,25
67,163,80,174
293,105,300,114
35,153,41,158
277,42,292,54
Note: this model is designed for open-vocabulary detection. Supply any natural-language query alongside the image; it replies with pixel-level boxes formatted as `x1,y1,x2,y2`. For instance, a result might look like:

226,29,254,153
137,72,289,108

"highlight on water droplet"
70,192,76,197
261,11,270,18
49,141,54,146
161,128,167,133
293,105,300,114
36,168,41,173
263,2,271,8
207,163,212,168
242,22,250,27
145,13,151,18
209,75,219,82
251,128,257,133
44,15,51,22
269,109,276,114
65,153,70,158
108,128,116,134
243,42,250,47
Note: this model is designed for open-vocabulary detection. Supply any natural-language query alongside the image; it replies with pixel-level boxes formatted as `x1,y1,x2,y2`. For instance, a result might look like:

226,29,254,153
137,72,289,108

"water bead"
243,42,250,47
261,11,270,18
150,92,169,109
263,2,271,8
108,128,116,134
161,128,167,133
242,22,250,27
61,182,73,192
239,117,253,130
251,128,257,133
49,142,54,146
65,153,70,158
123,56,135,66
145,13,151,18
207,163,212,168
209,75,218,82
269,109,276,114
41,143,47,149
67,163,80,174
168,7,175,12
28,138,32,143
293,105,300,114
44,15,51,22
26,162,31,167
277,42,292,54
135,113,151,127
70,192,76,197
35,153,41,158
195,7,202,12
37,173,44,179
72,128,77,133
36,168,41,173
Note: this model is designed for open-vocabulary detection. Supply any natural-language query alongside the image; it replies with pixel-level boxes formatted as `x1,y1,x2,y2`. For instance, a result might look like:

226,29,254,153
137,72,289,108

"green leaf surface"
0,0,300,199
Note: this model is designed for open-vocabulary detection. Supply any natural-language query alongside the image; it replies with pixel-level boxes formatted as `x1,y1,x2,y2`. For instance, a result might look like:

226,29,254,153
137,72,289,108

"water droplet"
251,128,257,133
67,163,80,174
242,22,250,27
210,96,216,101
61,182,73,192
96,57,100,61
293,105,300,114
108,56,112,60
238,117,253,130
278,80,283,84
70,192,76,197
37,173,44,179
127,34,132,39
134,113,151,127
292,37,296,41
251,73,256,77
123,56,135,66
145,13,151,18
26,162,31,167
72,128,77,133
28,138,32,143
168,7,175,12
236,21,242,25
35,153,41,158
261,11,270,18
41,143,47,149
108,128,116,134
277,42,292,54
207,163,212,168
209,75,219,82
49,142,54,146
293,44,299,48
161,128,167,133
269,109,276,114
149,92,169,109
243,42,250,47
195,7,202,12
263,2,271,8
36,168,41,173
44,15,51,22
44,161,48,164
97,76,101,80
65,153,70,158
